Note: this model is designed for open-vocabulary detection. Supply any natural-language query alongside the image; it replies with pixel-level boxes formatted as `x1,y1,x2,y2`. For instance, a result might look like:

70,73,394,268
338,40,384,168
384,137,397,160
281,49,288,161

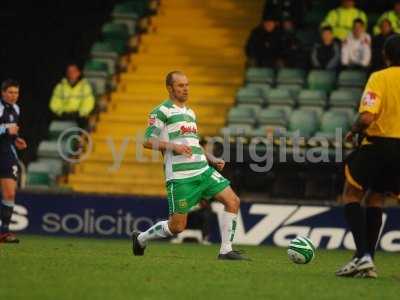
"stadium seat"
220,124,253,137
236,87,264,106
330,107,356,123
112,1,148,21
250,125,287,138
112,18,137,36
87,77,108,96
288,109,319,138
266,88,295,106
277,68,306,85
307,70,336,93
90,42,120,75
28,159,64,179
298,89,327,107
337,70,367,88
48,121,78,141
27,171,51,187
257,108,287,127
84,59,109,78
314,111,350,140
227,106,256,125
37,141,69,159
245,67,275,85
101,22,130,43
330,89,361,109
276,84,302,98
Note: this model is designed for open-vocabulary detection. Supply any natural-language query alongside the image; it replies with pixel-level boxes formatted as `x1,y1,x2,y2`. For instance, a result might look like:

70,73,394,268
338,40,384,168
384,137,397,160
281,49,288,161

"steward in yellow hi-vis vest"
335,35,400,279
321,0,367,40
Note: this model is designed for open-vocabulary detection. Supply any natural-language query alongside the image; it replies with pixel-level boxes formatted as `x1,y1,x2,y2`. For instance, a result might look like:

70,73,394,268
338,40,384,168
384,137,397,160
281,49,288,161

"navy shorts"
0,153,19,181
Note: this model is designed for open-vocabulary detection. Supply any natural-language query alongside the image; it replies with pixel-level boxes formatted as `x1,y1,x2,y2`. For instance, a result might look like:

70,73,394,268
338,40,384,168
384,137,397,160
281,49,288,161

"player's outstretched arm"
143,138,192,157
203,149,225,171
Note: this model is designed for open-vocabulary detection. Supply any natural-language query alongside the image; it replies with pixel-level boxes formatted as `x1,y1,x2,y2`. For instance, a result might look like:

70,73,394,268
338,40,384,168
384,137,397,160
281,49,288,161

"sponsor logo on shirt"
180,125,197,135
362,91,377,107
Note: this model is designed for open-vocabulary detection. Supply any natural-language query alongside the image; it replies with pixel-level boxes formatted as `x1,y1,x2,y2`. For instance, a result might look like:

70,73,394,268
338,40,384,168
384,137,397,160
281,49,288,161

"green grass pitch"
0,235,399,300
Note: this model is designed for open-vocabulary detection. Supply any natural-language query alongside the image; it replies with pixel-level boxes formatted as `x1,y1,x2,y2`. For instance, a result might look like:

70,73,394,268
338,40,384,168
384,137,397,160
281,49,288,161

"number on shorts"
12,165,18,178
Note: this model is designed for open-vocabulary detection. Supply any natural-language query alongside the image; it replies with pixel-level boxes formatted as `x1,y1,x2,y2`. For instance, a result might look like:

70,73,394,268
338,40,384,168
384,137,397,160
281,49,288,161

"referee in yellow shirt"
336,35,400,279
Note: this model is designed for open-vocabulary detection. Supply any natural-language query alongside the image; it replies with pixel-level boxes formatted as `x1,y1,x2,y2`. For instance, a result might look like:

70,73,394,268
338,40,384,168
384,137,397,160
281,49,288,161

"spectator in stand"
245,16,281,68
311,26,341,70
373,0,400,35
371,19,395,71
262,0,306,27
341,18,371,69
49,63,95,129
321,0,367,41
279,18,306,68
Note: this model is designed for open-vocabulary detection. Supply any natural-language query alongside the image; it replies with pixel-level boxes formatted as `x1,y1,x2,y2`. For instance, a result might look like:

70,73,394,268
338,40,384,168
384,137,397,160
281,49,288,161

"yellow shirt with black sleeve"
49,78,95,117
359,66,400,139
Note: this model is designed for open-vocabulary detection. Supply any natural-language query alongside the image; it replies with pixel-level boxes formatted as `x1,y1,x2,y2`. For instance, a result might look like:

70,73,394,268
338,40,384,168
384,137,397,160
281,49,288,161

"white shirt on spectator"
341,32,371,67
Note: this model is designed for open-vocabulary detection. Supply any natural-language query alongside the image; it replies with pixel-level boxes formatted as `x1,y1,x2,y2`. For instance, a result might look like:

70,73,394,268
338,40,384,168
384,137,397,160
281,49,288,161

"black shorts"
0,154,19,181
345,137,400,194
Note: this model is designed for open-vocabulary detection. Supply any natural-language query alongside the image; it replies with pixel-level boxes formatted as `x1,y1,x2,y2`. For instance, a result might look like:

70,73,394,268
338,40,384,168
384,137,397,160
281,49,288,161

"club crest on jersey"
362,91,377,107
180,125,197,135
148,114,156,126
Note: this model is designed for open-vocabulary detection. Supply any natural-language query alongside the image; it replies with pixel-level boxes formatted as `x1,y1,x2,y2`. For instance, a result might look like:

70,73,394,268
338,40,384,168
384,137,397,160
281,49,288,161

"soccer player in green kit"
132,71,249,260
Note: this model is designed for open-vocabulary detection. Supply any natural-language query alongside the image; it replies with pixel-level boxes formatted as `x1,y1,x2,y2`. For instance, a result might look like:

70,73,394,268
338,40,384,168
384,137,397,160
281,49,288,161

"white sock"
137,220,172,247
220,211,237,254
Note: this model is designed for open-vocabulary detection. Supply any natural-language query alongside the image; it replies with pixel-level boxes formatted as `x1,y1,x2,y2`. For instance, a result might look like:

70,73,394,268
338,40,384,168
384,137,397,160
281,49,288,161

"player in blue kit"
0,79,27,243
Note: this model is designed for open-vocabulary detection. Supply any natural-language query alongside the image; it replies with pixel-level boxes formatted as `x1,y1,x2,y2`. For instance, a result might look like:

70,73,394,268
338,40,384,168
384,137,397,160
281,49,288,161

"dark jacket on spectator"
371,31,394,71
280,30,306,68
245,26,281,68
311,40,341,70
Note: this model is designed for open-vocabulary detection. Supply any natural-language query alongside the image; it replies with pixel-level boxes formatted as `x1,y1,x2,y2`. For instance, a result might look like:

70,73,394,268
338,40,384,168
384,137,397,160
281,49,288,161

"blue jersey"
0,99,20,160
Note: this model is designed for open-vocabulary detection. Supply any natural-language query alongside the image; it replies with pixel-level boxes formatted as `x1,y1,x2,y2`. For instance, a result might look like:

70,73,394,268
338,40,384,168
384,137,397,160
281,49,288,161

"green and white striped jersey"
144,99,209,182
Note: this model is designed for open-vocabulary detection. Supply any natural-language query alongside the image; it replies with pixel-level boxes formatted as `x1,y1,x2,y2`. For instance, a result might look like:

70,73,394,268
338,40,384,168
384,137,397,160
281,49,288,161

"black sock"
366,207,383,259
344,203,367,258
0,202,14,234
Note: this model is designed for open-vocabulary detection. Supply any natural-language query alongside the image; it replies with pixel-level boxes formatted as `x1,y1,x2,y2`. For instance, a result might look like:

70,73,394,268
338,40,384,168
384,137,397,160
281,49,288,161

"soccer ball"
287,236,315,264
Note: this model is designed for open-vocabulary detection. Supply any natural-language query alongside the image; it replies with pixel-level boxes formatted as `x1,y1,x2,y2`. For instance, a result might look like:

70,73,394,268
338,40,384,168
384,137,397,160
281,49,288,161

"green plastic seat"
314,111,350,139
112,1,148,20
112,19,137,36
87,77,108,96
266,88,295,106
257,108,288,127
298,89,327,107
228,107,256,125
220,124,253,137
28,159,63,178
276,84,303,98
236,87,264,106
48,121,78,141
250,125,287,138
330,89,361,109
277,68,306,85
330,107,356,123
338,70,367,88
288,109,319,138
84,60,110,81
308,70,336,93
102,22,130,42
27,172,51,187
245,67,275,85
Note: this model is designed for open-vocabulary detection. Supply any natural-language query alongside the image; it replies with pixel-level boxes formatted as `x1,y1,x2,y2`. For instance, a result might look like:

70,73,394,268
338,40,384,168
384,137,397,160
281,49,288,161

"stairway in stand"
68,0,263,195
